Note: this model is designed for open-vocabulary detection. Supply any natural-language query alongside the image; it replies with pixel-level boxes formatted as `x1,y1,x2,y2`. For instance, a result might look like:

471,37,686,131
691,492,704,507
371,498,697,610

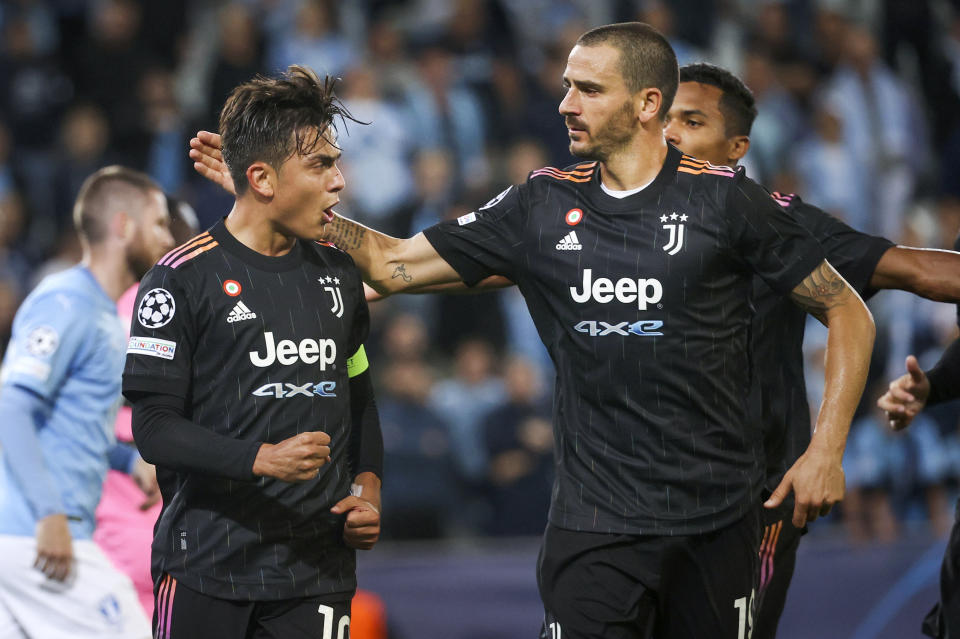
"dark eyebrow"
307,151,342,164
680,109,710,119
562,75,604,93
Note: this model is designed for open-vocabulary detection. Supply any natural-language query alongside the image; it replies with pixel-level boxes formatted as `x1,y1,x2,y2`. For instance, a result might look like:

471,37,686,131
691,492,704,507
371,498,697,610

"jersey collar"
585,144,683,214
210,218,306,272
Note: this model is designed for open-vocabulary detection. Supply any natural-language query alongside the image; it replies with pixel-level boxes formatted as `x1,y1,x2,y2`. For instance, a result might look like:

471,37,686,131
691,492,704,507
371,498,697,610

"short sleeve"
726,175,825,294
421,183,527,285
122,267,196,400
789,197,893,297
1,293,92,400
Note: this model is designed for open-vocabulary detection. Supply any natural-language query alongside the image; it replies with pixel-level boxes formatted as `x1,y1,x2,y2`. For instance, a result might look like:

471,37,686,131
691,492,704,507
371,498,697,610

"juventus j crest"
320,276,344,318
660,212,688,255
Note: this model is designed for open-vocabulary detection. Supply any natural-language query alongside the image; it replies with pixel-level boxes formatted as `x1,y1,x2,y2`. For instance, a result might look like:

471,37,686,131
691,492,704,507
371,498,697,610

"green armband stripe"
346,345,369,378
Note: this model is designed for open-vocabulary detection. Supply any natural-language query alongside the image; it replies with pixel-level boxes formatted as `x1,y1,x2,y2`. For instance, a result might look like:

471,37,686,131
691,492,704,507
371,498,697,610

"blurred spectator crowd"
2,0,960,542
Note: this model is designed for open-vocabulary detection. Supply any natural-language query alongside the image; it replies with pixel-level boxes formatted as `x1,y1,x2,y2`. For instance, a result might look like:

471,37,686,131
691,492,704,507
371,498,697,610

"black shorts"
153,573,353,639
754,502,805,639
923,499,960,638
537,504,762,639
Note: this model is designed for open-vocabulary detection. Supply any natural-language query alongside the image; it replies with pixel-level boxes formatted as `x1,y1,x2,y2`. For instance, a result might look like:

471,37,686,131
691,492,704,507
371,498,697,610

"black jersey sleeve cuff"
848,240,895,299
774,250,828,297
422,225,493,287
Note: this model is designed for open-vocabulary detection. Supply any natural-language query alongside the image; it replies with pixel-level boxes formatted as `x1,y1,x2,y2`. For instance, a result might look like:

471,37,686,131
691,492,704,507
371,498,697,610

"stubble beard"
569,99,638,162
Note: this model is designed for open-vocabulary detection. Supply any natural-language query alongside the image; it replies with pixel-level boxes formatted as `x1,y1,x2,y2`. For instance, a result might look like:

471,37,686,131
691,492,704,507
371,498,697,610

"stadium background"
1,0,960,636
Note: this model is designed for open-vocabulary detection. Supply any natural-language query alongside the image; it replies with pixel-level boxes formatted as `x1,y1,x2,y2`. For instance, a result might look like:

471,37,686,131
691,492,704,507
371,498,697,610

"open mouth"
322,206,337,223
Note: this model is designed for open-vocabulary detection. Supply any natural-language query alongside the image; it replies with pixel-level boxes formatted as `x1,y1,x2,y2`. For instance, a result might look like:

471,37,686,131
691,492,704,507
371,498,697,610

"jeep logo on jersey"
569,269,663,310
249,332,336,369
660,212,688,255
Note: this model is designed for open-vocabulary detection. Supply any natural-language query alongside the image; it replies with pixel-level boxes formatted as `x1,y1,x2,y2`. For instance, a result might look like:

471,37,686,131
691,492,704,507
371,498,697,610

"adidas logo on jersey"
556,231,582,251
227,300,257,323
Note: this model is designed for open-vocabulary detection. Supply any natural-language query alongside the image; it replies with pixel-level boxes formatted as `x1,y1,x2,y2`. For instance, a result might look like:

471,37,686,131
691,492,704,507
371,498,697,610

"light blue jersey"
0,266,125,539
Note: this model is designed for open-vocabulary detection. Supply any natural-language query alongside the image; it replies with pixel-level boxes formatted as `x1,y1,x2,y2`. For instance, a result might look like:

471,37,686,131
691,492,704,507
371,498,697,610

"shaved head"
73,166,161,245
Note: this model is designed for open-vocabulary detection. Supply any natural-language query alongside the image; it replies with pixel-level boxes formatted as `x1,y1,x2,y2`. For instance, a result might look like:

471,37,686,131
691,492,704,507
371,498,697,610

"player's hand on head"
331,495,381,550
252,431,332,482
34,513,73,582
131,457,161,510
764,449,845,528
877,355,930,431
189,131,235,196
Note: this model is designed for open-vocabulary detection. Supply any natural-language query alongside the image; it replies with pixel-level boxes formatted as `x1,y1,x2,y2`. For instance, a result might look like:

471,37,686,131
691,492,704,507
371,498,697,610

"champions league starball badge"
137,288,176,329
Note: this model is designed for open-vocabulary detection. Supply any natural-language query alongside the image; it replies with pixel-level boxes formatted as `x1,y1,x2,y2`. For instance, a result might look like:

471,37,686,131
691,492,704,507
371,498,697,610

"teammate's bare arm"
766,259,874,527
322,217,462,294
364,275,513,302
870,246,960,302
191,131,464,294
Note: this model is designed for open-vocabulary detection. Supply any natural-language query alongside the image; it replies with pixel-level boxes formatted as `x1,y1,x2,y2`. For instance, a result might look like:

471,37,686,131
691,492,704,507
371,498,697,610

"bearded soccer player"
191,24,874,638
0,166,173,638
123,66,383,639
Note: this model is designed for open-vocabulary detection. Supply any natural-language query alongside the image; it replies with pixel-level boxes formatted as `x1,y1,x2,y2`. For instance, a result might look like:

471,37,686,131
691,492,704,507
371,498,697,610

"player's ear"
246,162,276,199
636,88,662,124
727,135,750,164
110,210,134,241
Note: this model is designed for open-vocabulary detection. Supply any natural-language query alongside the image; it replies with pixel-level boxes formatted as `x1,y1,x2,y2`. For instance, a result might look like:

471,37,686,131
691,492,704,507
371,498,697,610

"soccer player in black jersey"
190,24,875,638
663,63,960,639
123,66,383,639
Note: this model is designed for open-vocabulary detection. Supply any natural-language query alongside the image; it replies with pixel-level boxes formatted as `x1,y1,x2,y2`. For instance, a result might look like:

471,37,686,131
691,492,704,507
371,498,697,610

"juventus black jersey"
122,219,369,601
752,193,893,491
423,145,825,535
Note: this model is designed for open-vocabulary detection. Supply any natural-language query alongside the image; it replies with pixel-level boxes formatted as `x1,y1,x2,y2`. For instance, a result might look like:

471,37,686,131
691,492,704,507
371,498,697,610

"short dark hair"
576,22,678,120
73,165,160,243
679,63,758,137
219,65,360,195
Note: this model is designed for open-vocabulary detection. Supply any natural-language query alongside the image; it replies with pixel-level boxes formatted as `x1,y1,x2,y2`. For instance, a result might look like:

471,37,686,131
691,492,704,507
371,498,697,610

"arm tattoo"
391,264,413,283
325,217,367,251
790,261,848,322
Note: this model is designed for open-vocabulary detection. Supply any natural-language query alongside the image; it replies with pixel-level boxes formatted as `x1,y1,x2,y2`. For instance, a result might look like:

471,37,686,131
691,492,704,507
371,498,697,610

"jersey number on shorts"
318,604,350,639
734,589,755,639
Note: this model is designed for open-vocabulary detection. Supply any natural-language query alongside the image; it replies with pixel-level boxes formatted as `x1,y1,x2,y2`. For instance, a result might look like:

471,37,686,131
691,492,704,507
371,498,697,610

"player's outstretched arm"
364,275,514,302
877,355,930,430
870,246,960,301
190,130,464,295
766,260,874,527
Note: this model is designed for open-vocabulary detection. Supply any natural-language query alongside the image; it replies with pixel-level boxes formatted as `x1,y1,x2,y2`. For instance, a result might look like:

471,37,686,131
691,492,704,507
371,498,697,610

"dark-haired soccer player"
191,24,874,638
123,66,383,639
665,63,960,639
